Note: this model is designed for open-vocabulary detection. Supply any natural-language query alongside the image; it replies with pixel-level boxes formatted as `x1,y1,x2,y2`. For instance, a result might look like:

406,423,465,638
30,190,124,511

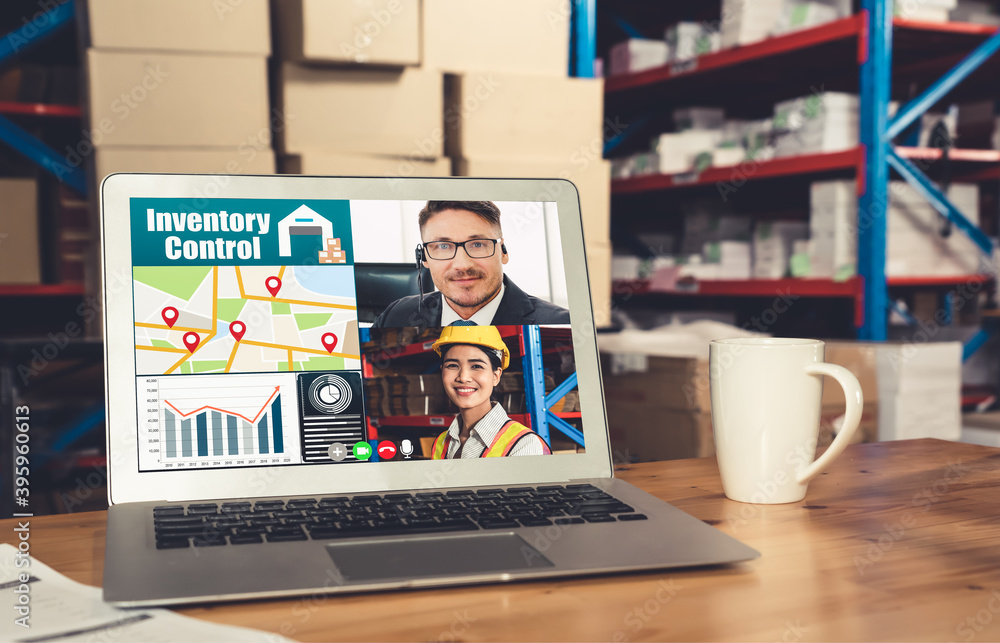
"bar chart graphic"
139,373,302,470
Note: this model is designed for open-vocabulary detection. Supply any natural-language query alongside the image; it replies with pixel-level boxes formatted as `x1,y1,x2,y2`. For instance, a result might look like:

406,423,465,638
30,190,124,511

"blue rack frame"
0,0,87,196
858,1,1000,339
579,2,1000,340
520,325,584,448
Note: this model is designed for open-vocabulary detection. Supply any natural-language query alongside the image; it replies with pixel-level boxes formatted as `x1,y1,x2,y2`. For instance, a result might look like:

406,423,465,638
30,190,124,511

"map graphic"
133,265,360,376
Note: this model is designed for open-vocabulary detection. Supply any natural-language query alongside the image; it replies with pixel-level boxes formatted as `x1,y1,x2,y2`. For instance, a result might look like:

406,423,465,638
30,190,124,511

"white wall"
350,200,568,308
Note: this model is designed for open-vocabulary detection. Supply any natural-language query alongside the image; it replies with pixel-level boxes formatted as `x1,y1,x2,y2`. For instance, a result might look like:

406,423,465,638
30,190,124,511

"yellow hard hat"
432,325,510,370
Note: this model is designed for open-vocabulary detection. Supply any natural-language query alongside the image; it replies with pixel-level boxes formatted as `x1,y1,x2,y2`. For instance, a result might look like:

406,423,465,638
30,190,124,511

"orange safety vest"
430,420,551,459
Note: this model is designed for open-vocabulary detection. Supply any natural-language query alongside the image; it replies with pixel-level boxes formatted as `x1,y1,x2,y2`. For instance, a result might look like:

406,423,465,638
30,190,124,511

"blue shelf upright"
859,0,1000,339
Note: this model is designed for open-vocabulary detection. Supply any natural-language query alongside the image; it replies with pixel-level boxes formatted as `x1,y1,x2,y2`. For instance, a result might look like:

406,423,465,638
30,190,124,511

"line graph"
138,373,302,469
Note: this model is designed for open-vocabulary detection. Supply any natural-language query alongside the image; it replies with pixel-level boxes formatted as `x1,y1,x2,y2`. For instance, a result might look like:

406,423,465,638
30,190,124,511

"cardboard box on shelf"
454,157,611,246
382,395,451,416
0,178,40,284
822,341,880,406
665,22,720,61
609,406,714,463
274,0,420,66
609,39,670,76
94,147,276,183
283,152,450,177
600,353,711,414
753,221,808,279
818,402,877,447
444,72,603,160
87,50,269,148
423,0,569,77
86,0,270,55
720,0,785,49
876,341,962,441
278,64,443,157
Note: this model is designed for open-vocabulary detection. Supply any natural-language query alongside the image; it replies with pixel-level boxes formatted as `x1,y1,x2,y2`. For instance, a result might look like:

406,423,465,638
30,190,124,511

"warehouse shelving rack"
0,0,86,196
579,3,1000,341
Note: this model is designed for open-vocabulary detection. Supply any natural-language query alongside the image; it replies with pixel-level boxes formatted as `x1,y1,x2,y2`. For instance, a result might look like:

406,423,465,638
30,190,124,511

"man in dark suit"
371,201,570,328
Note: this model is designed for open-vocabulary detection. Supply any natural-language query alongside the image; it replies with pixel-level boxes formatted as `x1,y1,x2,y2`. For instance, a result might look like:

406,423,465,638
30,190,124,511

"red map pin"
182,332,200,353
321,333,338,353
229,321,246,342
161,307,178,328
265,276,282,297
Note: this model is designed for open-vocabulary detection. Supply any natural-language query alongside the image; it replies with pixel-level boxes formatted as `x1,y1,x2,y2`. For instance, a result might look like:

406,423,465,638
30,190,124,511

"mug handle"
796,363,864,485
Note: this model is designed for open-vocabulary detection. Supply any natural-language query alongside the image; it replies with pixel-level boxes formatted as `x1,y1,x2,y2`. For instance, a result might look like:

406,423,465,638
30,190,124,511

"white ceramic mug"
709,338,863,504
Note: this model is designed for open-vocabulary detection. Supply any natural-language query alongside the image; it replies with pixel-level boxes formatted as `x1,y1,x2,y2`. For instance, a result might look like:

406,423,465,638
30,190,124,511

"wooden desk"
4,439,1000,641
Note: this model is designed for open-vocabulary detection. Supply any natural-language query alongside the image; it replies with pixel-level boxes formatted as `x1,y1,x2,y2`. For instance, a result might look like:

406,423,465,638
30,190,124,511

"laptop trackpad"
326,532,553,582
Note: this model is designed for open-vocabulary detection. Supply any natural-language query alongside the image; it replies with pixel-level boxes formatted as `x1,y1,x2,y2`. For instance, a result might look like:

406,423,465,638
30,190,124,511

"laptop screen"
130,197,585,473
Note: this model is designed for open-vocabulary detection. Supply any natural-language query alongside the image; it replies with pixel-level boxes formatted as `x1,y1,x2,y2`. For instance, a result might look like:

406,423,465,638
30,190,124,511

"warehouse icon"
277,205,334,257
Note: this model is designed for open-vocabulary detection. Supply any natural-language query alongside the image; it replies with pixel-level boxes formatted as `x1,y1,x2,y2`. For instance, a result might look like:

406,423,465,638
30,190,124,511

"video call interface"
130,198,585,472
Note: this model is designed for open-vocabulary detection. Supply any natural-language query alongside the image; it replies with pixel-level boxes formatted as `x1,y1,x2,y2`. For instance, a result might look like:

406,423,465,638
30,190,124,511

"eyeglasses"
422,238,501,260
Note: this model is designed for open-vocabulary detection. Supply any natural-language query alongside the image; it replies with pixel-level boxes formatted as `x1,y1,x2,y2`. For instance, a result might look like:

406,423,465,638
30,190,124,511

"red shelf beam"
0,102,82,118
606,16,997,95
887,274,994,287
615,275,992,297
605,14,864,94
611,148,863,195
897,147,1000,162
893,18,999,36
611,145,1000,195
0,283,85,296
614,277,863,298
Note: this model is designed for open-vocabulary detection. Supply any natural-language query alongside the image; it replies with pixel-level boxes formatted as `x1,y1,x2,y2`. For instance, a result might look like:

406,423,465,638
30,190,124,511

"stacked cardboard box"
436,1,610,326
876,342,962,441
600,353,714,462
272,1,444,178
85,0,276,181
720,0,786,49
773,92,858,158
0,178,41,284
809,180,983,278
820,342,880,446
319,238,348,265
753,221,808,278
896,0,957,21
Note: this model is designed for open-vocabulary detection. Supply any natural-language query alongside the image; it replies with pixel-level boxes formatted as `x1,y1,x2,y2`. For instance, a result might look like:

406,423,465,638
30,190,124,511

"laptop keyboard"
152,484,648,549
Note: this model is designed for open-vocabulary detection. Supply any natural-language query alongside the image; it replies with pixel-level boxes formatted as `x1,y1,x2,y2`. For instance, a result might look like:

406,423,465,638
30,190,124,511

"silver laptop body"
100,173,758,606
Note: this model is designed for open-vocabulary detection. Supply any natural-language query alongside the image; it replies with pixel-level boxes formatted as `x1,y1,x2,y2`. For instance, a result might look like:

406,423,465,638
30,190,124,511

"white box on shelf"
720,0,785,49
673,107,726,131
774,1,841,35
665,22,720,60
876,341,961,441
609,39,670,76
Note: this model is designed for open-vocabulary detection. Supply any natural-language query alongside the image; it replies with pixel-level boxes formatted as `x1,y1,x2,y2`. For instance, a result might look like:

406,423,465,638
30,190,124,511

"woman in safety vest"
429,326,551,459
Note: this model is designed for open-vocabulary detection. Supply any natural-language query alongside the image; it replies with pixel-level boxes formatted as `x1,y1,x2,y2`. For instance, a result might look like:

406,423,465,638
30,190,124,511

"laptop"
100,173,758,606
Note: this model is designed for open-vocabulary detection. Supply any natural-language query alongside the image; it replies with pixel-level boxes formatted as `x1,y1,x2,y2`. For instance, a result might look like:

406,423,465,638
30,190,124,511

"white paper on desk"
0,544,293,643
